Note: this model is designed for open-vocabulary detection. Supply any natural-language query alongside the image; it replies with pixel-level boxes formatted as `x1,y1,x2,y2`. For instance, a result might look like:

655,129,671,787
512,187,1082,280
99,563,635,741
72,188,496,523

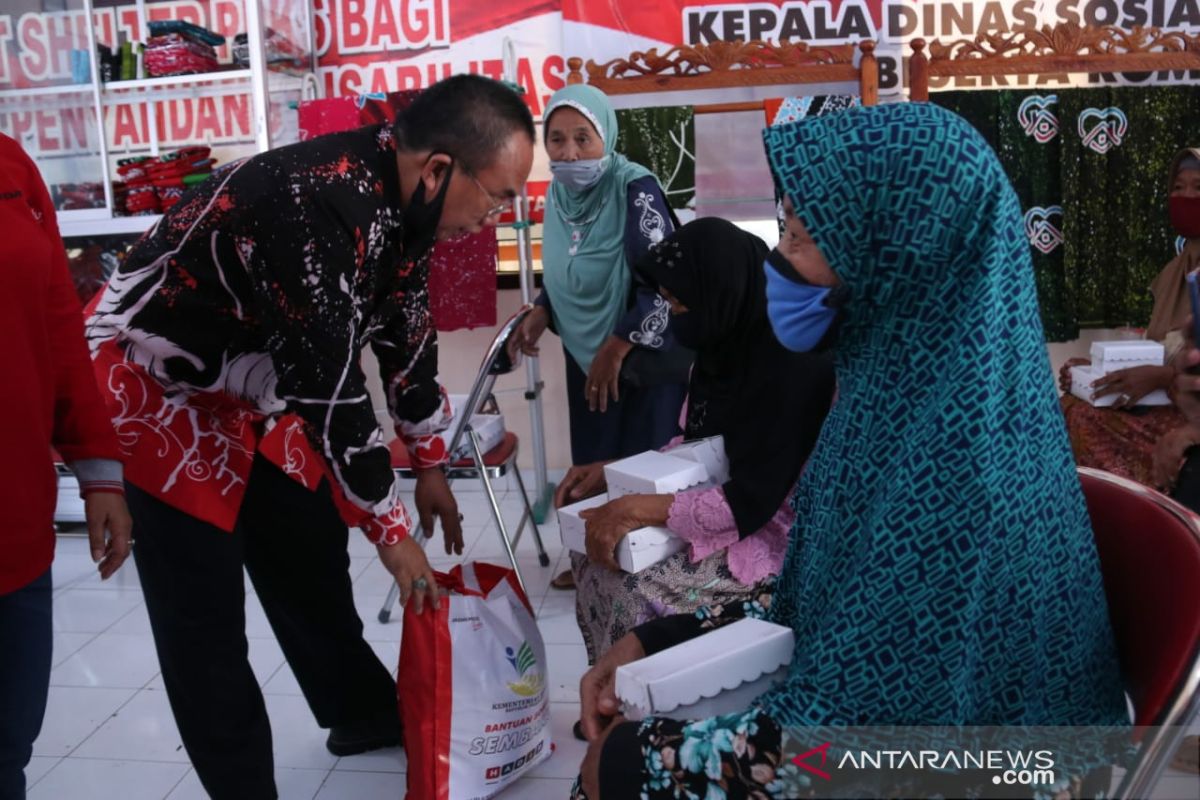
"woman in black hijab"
569,217,835,663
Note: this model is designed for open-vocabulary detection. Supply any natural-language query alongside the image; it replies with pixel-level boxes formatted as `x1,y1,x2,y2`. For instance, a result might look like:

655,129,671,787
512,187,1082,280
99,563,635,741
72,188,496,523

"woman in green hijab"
571,101,1128,800
511,84,689,590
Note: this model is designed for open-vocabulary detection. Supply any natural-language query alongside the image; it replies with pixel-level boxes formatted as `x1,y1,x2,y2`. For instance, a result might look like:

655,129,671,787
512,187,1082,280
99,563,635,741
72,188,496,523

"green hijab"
541,84,653,372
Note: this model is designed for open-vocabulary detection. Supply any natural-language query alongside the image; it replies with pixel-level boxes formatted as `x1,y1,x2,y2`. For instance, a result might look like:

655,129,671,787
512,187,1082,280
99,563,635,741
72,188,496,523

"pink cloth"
665,486,795,585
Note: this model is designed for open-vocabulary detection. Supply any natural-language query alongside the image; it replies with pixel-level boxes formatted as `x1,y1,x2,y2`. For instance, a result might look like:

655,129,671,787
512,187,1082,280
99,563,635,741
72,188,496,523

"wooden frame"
566,39,879,112
910,22,1200,101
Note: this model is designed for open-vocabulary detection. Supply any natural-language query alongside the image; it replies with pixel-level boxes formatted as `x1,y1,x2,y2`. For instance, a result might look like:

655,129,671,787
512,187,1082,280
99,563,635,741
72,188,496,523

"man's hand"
585,336,634,413
376,537,440,614
85,492,133,580
414,467,463,556
554,462,609,508
509,305,550,358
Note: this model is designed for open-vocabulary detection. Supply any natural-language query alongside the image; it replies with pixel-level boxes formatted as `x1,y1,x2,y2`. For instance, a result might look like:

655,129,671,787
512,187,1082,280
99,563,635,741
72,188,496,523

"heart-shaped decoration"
1077,107,1128,154
1024,206,1064,254
1017,95,1059,143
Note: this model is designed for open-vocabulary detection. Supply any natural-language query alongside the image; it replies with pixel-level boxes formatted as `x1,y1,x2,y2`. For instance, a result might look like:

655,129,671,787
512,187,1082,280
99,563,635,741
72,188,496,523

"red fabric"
0,133,121,594
1079,469,1200,731
89,336,409,544
298,93,498,331
388,431,517,471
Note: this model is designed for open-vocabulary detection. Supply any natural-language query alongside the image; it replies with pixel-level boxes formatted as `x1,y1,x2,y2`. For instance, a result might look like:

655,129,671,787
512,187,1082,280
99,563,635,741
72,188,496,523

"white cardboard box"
558,493,689,573
1089,340,1165,373
604,451,709,499
668,436,730,484
1070,365,1170,407
616,618,795,720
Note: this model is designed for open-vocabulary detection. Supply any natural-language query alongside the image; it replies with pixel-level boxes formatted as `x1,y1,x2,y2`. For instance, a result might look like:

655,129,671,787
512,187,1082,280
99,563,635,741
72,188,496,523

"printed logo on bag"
1077,108,1128,154
484,740,546,781
1023,206,1064,254
1017,95,1059,143
504,641,544,697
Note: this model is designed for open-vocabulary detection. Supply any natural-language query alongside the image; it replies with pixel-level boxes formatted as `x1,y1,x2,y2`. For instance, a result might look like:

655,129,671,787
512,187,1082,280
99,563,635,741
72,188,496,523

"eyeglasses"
466,171,514,219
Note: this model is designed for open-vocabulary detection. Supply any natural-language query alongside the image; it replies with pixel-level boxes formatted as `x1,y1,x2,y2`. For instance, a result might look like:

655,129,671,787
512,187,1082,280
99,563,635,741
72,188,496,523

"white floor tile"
262,694,339,770
524,703,587,781
537,595,583,647
74,558,142,592
334,746,408,773
544,643,589,704
106,602,153,635
52,590,144,633
27,758,189,800
166,767,329,800
23,756,61,789
33,686,136,757
500,776,576,799
1150,773,1200,800
314,769,405,798
50,633,162,689
262,662,303,696
51,632,97,667
72,689,188,762
354,558,405,596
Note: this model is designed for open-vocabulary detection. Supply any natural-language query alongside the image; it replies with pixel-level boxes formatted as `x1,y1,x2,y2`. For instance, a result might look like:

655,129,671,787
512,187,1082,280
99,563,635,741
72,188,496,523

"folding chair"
1078,467,1200,799
377,305,551,622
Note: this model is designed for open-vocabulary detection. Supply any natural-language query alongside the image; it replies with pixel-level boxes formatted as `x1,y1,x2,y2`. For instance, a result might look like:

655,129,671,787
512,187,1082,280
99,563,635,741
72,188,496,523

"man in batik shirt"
85,75,534,799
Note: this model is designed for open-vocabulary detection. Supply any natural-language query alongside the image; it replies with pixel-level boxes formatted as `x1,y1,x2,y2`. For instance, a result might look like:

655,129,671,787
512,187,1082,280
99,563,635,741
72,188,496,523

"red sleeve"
15,141,121,463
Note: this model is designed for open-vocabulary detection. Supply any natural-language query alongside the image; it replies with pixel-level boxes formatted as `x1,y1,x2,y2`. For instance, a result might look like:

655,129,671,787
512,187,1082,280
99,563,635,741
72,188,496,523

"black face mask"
402,155,454,255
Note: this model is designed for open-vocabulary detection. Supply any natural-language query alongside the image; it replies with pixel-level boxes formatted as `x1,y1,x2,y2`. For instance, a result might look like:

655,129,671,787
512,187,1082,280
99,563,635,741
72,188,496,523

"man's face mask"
549,156,609,192
403,154,454,252
763,249,846,352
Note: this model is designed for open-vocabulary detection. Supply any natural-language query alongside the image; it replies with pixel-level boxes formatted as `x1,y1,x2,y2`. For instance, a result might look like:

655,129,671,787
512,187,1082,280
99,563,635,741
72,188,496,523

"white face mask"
549,156,609,191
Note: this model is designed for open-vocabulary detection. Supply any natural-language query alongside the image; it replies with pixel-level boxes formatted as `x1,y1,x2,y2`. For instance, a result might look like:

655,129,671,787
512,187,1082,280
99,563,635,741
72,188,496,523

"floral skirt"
1060,395,1185,486
572,709,1118,799
570,549,765,664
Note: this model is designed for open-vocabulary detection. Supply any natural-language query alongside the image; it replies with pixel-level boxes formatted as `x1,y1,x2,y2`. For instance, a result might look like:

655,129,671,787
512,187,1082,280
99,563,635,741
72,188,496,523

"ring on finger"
413,576,429,592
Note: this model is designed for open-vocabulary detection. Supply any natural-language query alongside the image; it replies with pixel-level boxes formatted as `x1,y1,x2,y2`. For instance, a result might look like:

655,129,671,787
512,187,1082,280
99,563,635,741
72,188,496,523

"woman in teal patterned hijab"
574,102,1128,800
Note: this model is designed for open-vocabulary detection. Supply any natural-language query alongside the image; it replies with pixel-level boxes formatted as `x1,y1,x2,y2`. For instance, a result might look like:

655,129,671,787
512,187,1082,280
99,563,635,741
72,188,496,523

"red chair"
377,306,550,622
1078,467,1200,799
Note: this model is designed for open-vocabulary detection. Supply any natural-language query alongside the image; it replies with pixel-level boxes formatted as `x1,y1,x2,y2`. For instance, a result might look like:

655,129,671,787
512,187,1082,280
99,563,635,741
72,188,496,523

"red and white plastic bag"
399,562,552,799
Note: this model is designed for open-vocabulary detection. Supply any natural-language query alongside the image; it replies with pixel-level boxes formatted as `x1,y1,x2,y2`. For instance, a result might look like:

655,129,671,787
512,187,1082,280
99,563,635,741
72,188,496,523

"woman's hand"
1152,424,1200,491
579,494,674,571
509,305,550,358
585,336,634,413
1059,357,1090,393
579,632,644,741
554,461,609,508
1091,364,1175,408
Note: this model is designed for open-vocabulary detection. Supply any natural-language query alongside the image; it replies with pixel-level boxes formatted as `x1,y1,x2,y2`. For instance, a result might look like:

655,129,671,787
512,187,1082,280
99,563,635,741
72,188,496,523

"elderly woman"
568,217,835,664
510,84,690,590
1058,148,1200,486
573,103,1128,799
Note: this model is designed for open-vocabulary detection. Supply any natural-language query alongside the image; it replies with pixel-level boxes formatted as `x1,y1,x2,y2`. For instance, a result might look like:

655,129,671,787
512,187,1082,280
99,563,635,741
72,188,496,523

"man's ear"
421,153,453,195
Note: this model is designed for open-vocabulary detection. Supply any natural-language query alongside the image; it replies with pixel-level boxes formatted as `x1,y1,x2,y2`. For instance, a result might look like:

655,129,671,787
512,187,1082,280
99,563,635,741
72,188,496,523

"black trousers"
126,456,396,800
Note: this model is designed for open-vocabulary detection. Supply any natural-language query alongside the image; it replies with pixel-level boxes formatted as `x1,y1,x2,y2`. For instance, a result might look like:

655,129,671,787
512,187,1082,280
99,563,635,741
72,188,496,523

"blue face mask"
549,156,609,191
763,249,845,352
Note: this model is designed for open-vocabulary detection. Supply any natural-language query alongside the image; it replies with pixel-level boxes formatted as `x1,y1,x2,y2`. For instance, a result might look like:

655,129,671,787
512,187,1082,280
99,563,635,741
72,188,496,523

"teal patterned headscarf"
757,104,1128,741
541,84,653,372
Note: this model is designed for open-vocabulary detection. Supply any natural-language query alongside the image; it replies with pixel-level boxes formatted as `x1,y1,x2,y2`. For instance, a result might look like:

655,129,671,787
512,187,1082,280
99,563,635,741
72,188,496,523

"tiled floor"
31,484,1200,799
35,486,585,799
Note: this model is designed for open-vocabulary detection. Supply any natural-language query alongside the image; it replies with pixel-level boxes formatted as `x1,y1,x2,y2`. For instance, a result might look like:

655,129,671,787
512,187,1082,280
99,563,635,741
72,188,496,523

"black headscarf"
635,217,835,537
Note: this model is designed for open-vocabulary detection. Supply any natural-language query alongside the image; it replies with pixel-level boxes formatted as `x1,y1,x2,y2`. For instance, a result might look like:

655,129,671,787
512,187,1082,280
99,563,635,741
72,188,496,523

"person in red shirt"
0,133,132,799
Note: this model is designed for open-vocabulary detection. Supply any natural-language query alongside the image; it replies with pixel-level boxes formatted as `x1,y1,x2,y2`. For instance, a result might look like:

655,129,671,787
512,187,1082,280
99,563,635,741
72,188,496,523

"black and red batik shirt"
85,125,452,544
